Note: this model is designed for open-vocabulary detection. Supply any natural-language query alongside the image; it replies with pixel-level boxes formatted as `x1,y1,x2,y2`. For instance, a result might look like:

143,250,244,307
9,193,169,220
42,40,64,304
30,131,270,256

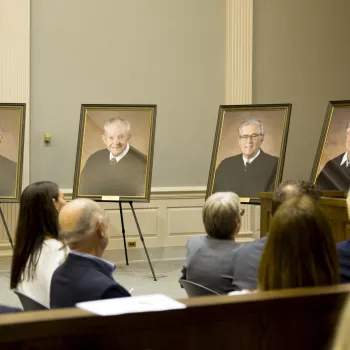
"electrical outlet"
127,241,136,248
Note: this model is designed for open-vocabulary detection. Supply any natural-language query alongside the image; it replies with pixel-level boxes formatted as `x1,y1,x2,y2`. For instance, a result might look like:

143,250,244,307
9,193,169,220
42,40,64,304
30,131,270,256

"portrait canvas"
73,104,157,202
311,101,350,192
206,104,291,201
0,103,26,202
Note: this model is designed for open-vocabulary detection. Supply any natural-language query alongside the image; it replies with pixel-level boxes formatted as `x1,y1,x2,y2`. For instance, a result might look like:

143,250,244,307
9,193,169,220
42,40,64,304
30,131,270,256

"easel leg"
129,201,157,281
119,202,129,266
0,206,13,249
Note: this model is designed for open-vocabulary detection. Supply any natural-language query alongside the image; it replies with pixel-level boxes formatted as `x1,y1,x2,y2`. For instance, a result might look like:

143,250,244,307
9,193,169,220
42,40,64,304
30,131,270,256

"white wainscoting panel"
0,188,260,257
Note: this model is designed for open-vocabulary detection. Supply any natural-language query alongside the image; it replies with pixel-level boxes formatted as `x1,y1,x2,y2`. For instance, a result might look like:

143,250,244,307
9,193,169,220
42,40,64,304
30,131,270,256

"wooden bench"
0,284,349,349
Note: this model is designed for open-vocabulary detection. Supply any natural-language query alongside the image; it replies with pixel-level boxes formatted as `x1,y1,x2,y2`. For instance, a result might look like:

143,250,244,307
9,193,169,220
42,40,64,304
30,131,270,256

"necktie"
110,158,117,165
245,161,250,172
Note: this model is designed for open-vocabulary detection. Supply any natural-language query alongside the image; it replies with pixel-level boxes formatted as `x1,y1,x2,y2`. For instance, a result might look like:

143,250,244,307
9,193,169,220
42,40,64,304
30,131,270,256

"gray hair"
104,117,131,135
238,120,264,136
202,192,241,239
59,200,102,248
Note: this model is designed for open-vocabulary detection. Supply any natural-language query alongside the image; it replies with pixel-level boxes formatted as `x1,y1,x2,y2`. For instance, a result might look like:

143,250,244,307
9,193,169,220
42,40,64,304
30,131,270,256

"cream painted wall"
253,0,350,182
30,0,226,189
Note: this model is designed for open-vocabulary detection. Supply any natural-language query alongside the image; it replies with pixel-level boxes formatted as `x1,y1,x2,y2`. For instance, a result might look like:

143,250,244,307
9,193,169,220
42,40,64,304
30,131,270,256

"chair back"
14,291,48,311
179,279,220,297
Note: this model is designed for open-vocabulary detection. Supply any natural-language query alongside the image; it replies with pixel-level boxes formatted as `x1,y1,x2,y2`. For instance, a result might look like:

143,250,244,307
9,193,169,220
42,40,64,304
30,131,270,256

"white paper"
76,294,186,316
101,196,120,201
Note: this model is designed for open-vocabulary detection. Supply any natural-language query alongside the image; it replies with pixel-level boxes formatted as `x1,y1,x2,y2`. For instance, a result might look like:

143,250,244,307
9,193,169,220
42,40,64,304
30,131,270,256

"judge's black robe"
79,147,147,197
213,150,278,198
316,153,350,191
0,155,17,197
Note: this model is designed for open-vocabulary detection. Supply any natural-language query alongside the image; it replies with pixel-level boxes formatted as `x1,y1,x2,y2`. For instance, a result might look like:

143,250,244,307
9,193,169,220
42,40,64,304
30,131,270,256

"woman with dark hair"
10,181,67,308
258,195,339,291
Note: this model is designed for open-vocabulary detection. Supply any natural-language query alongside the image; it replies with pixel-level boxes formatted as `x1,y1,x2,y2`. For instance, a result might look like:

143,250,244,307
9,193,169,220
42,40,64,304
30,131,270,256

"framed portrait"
0,103,26,203
310,101,350,192
73,104,157,202
206,104,291,202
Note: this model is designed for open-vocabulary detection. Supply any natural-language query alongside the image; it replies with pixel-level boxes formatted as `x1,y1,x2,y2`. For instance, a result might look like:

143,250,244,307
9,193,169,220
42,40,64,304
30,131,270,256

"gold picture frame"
310,100,350,193
0,103,26,203
206,104,291,203
73,104,157,202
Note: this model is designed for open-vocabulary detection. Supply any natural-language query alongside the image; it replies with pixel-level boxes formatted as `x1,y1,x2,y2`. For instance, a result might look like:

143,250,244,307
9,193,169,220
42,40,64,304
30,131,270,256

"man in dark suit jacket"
316,123,350,190
232,180,320,290
0,126,17,197
0,305,21,313
50,198,130,308
337,191,350,283
337,239,350,283
213,120,278,198
79,117,147,197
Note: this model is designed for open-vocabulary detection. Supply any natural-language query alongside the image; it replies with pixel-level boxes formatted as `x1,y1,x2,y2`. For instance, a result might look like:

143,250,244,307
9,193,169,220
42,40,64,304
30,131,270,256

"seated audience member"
232,180,320,291
336,190,350,283
10,182,67,308
50,198,130,308
258,195,338,291
0,305,21,313
180,192,243,294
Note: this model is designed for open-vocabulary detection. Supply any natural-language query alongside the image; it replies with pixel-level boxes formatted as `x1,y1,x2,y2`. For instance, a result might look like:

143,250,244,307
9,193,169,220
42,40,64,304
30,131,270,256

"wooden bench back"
0,284,350,349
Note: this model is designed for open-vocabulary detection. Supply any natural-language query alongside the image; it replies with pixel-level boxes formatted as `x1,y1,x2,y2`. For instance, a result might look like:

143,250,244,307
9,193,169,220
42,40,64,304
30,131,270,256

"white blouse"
16,239,68,308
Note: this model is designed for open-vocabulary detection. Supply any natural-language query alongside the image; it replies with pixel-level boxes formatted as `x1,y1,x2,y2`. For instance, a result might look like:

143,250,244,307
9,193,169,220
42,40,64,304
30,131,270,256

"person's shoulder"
259,150,278,162
217,154,242,168
0,305,21,314
43,239,65,251
128,146,147,163
86,149,109,162
327,153,345,165
0,155,17,169
337,239,350,252
235,237,267,256
187,235,206,249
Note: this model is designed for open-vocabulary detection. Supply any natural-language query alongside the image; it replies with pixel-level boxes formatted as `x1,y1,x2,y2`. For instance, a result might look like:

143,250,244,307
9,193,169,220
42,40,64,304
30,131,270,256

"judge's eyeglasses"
239,133,262,141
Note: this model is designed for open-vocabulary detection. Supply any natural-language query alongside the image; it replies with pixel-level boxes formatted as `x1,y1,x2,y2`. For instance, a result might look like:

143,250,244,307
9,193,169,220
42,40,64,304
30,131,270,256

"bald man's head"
271,180,320,216
59,198,106,249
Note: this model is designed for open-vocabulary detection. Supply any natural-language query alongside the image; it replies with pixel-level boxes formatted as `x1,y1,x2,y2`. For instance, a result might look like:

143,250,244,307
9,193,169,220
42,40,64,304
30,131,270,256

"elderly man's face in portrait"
102,122,130,157
239,123,263,158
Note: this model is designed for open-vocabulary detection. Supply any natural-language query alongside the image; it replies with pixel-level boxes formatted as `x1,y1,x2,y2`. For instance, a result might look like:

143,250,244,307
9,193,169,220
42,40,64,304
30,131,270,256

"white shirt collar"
242,148,261,165
340,152,350,167
109,143,130,162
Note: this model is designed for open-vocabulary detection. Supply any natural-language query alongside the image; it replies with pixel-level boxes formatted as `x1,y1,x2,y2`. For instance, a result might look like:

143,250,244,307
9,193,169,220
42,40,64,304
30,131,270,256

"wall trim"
61,186,207,200
226,0,253,104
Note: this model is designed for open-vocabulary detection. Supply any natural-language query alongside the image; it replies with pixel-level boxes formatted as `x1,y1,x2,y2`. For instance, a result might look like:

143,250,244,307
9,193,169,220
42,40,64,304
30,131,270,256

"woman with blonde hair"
180,191,244,294
258,195,338,291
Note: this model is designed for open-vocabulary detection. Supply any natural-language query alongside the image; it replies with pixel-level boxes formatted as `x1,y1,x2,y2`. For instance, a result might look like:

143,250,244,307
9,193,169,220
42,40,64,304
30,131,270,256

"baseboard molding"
60,186,207,200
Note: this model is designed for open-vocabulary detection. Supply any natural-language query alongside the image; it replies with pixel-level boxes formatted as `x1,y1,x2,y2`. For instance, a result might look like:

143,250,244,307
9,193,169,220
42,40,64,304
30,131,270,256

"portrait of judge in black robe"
213,120,279,198
0,124,17,198
79,117,147,197
316,121,350,191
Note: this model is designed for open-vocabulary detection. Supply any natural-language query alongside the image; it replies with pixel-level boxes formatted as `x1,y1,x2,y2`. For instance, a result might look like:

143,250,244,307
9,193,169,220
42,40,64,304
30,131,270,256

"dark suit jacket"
0,154,17,197
213,150,278,198
79,147,147,196
316,153,350,191
337,239,350,283
180,235,241,294
232,236,267,290
0,305,21,313
50,253,130,309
